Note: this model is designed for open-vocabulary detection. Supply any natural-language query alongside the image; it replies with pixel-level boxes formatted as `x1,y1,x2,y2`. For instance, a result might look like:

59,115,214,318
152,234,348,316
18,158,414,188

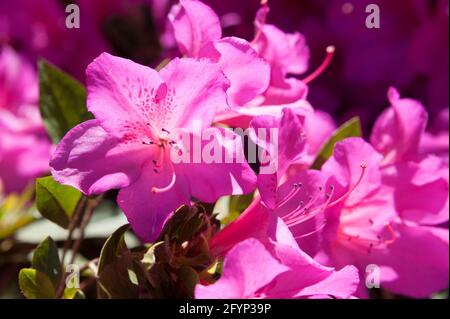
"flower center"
141,126,183,194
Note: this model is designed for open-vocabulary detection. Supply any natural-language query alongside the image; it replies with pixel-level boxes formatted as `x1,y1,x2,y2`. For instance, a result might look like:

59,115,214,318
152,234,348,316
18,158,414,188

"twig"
69,195,103,265
61,196,87,265
55,195,103,298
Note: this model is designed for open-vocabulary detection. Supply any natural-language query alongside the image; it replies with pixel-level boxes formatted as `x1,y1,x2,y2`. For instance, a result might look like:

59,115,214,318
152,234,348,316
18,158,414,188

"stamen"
293,220,327,239
302,46,335,84
161,128,171,134
284,185,334,226
152,171,176,194
151,149,177,194
145,122,160,139
325,162,367,209
276,183,302,207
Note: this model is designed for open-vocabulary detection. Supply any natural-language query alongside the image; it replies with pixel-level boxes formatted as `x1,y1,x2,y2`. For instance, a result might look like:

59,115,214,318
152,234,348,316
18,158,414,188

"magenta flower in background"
251,4,311,106
168,0,315,128
168,0,270,109
0,47,52,194
50,53,256,241
0,0,109,81
371,88,449,225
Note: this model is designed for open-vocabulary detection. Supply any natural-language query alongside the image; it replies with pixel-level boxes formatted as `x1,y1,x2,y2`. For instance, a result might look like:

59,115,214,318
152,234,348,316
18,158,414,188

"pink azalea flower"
370,87,428,165
168,0,270,109
50,53,256,242
197,237,359,299
370,88,449,225
297,91,448,298
0,47,52,193
305,138,449,298
169,0,313,127
213,133,448,298
251,4,311,106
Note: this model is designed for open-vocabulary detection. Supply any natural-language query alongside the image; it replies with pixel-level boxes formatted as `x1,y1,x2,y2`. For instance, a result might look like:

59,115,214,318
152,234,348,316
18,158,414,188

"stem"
69,195,103,265
61,197,87,265
55,195,103,298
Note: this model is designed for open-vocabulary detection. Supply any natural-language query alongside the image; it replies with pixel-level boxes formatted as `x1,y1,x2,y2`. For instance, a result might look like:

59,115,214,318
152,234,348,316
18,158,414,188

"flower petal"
50,120,150,195
176,127,256,203
250,108,307,208
117,163,191,242
86,53,165,139
370,87,428,164
159,58,230,129
168,0,221,57
378,224,449,298
200,37,270,108
195,238,290,299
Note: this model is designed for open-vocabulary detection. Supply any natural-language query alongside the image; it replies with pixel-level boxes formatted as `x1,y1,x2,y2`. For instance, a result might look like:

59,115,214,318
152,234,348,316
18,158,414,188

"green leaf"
18,268,55,299
97,253,141,299
214,193,254,226
35,176,82,229
98,224,130,273
38,60,92,143
32,236,61,286
311,117,362,170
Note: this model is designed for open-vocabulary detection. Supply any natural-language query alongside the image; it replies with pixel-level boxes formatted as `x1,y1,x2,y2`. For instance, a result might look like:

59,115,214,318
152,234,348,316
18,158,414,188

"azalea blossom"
0,46,52,193
50,53,256,241
169,0,315,127
300,137,449,298
169,0,270,109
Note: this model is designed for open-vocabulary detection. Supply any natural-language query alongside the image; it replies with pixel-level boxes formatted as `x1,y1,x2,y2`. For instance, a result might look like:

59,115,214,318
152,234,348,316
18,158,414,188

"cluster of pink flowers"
0,47,52,194
1,0,448,299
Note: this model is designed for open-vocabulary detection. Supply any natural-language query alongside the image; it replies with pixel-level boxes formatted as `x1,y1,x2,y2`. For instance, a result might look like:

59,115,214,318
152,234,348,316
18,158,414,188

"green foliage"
35,176,82,229
38,60,92,143
19,236,61,299
97,224,130,274
18,268,56,299
31,236,61,286
213,193,254,227
97,224,144,298
311,117,362,169
18,236,86,299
